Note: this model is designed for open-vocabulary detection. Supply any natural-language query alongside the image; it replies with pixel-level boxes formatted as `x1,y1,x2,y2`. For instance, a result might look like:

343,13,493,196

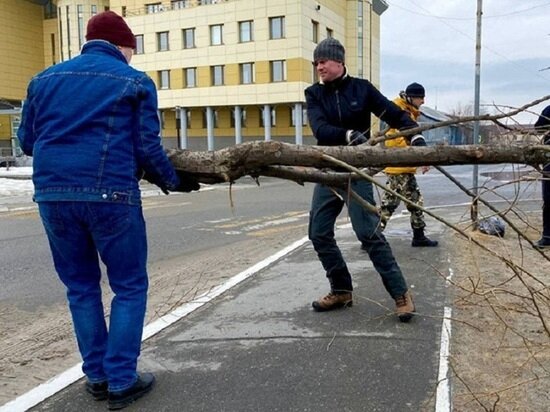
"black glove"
172,170,200,193
347,130,368,146
410,134,427,146
141,170,170,195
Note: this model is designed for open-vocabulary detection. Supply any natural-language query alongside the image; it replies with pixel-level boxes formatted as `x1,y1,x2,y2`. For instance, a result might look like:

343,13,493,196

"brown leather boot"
312,292,353,312
394,291,415,322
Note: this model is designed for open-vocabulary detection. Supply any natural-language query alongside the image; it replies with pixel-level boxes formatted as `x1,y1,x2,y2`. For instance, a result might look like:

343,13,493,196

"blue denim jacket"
17,40,179,205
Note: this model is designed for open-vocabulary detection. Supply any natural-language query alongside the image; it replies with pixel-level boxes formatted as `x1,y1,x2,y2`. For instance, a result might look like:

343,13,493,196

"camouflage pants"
380,173,426,230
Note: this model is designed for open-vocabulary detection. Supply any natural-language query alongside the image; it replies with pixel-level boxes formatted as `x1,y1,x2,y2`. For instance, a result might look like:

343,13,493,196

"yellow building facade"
0,0,388,153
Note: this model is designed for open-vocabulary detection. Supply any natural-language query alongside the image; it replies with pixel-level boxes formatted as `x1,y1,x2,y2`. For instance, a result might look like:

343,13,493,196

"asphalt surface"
6,206,454,412
0,170,540,412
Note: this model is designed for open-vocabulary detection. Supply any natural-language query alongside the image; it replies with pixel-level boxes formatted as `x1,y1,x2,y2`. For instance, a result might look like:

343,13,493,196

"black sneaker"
108,373,155,410
535,237,550,249
411,237,438,247
85,381,108,401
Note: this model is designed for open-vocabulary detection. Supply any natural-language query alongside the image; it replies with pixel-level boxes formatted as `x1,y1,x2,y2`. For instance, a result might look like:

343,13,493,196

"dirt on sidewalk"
448,213,550,412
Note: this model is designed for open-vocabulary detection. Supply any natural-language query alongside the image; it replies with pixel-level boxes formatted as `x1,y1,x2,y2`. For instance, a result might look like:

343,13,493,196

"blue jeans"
38,201,148,392
308,181,408,298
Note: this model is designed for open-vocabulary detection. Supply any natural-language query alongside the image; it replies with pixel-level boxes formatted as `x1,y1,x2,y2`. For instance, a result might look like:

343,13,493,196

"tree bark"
167,142,550,184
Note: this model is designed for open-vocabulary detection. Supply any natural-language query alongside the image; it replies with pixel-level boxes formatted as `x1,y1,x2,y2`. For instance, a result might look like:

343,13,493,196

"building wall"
56,0,110,59
43,18,60,67
0,0,45,101
0,0,46,143
0,119,11,147
106,0,382,144
2,0,384,148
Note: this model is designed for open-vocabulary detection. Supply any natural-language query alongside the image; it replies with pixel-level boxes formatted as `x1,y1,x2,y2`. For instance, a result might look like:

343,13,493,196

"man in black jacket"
534,105,550,248
305,38,426,321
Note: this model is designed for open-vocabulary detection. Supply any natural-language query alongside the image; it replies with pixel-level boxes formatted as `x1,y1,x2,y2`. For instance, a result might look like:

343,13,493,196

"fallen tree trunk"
167,142,550,184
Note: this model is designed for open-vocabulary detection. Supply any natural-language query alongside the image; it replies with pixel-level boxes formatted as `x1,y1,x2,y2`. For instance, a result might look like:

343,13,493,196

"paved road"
0,164,542,310
0,165,543,411
26,206,455,412
0,178,313,310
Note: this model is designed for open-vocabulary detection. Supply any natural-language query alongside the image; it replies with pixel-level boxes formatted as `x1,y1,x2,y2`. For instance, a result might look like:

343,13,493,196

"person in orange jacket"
380,82,438,247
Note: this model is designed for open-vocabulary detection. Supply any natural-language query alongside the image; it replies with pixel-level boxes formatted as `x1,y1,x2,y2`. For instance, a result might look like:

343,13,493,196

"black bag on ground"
478,216,505,237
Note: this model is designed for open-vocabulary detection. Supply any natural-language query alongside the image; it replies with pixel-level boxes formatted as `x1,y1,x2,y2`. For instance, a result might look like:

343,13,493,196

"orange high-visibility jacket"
384,96,421,175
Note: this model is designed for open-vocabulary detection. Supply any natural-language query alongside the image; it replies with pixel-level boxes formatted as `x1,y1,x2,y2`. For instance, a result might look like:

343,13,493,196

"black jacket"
305,74,417,146
535,105,550,145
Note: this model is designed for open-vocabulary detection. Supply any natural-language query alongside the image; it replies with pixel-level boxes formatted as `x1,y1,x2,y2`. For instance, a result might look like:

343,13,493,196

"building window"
77,5,85,49
65,5,71,59
50,33,56,65
291,106,308,127
158,70,170,89
326,28,333,38
157,31,169,51
231,108,247,128
135,35,144,54
210,24,223,45
146,2,164,13
43,1,57,19
270,60,286,82
260,107,276,127
240,63,254,84
182,28,195,48
160,110,165,129
58,8,63,60
211,65,224,86
91,4,97,15
185,67,197,88
239,20,253,43
202,109,219,128
171,0,189,9
312,20,319,43
269,16,285,39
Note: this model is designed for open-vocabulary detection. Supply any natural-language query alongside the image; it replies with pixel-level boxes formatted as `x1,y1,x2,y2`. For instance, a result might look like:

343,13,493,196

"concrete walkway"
6,206,458,412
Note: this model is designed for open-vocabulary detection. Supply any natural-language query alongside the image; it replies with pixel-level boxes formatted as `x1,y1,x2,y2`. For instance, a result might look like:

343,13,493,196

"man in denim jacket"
17,11,198,410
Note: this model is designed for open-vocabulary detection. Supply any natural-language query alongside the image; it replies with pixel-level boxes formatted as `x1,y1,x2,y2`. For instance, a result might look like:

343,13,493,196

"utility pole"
471,0,483,226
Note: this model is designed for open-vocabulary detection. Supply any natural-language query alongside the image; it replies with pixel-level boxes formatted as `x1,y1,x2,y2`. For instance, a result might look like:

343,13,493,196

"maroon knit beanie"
86,11,136,49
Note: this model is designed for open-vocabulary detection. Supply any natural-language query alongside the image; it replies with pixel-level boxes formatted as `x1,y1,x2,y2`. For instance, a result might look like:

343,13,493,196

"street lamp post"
471,0,483,226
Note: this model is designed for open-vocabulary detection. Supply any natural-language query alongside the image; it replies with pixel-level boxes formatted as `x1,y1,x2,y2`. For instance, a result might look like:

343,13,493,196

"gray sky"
379,0,550,125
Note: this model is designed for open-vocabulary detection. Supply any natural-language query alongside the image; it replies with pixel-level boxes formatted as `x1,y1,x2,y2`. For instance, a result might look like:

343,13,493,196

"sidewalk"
0,170,543,411
5,205,462,412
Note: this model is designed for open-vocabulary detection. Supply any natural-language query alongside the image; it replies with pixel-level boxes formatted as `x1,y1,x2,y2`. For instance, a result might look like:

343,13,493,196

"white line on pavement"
435,306,453,412
0,236,310,412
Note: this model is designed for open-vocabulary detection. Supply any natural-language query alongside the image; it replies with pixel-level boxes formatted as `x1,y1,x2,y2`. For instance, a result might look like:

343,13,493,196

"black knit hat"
405,82,425,98
86,11,136,49
313,38,345,63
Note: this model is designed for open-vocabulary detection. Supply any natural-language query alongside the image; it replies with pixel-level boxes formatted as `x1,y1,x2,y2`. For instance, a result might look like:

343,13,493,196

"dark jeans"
308,181,408,298
38,201,148,392
543,164,550,238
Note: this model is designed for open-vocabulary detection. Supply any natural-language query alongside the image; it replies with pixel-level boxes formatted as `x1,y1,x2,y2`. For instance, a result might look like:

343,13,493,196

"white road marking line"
435,306,453,412
0,236,310,412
